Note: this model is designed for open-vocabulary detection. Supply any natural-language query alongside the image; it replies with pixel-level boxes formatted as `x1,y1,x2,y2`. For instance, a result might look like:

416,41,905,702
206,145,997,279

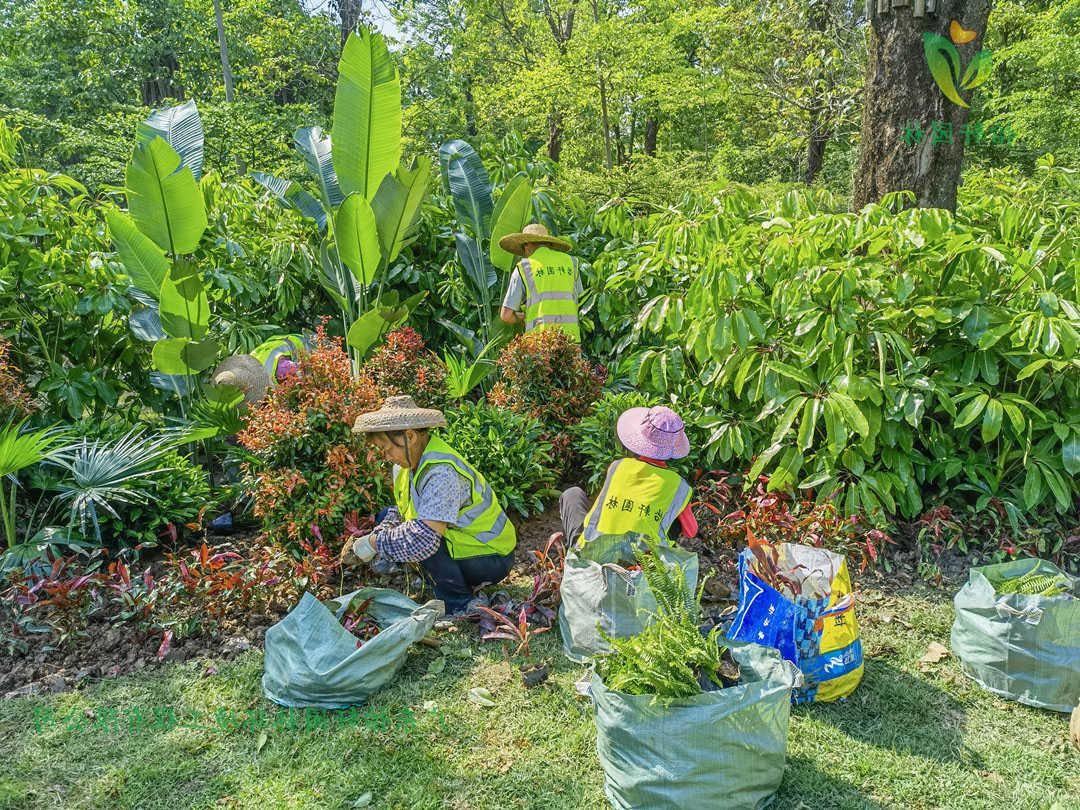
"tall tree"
212,0,236,102
854,0,993,211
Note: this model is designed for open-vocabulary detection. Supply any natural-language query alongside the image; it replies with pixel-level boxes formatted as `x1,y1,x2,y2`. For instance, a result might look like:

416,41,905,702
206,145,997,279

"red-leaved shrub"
238,325,386,547
362,326,448,409
0,340,32,420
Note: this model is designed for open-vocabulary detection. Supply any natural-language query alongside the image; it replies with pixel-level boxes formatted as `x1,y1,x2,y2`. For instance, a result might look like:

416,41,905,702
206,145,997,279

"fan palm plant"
0,421,63,549
48,430,178,544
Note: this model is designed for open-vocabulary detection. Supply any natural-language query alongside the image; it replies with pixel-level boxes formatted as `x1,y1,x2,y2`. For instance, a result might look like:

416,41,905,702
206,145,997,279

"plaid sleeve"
374,519,441,563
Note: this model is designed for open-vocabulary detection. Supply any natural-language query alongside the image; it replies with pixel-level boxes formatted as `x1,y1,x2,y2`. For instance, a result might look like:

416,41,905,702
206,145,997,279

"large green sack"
558,533,699,662
951,559,1080,713
262,587,443,709
591,642,794,810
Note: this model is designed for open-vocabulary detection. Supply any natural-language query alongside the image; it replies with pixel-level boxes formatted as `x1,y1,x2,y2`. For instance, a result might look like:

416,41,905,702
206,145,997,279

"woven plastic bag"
262,587,443,709
726,543,863,703
590,642,794,810
558,533,698,662
951,559,1080,713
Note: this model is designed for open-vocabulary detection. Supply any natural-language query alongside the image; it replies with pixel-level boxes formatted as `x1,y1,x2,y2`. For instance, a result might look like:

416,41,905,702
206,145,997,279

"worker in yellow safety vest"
344,396,518,615
209,334,309,407
560,405,698,547
498,223,582,342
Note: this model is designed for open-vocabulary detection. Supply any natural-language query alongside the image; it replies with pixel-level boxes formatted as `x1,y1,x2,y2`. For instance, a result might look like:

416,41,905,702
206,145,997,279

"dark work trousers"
418,538,515,614
559,486,685,546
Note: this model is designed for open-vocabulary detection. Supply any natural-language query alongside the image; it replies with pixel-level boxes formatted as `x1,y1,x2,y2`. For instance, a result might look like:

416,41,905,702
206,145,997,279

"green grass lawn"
1,585,1077,810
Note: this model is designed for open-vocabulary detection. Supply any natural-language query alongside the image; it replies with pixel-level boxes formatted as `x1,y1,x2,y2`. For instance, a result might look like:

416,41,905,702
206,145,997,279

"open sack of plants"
262,587,443,709
951,559,1080,713
726,543,863,703
589,642,794,810
558,533,699,662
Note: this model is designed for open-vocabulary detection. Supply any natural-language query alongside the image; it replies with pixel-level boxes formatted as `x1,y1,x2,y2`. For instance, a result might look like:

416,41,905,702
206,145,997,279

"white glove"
351,533,377,563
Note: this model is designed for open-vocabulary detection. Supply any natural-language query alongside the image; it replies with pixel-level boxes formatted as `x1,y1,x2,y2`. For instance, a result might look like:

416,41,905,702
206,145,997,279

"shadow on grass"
775,754,887,810
795,657,983,769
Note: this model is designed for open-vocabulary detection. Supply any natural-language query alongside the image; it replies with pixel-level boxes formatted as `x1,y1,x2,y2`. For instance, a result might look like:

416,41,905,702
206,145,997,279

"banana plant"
439,138,533,348
252,28,430,365
106,100,219,399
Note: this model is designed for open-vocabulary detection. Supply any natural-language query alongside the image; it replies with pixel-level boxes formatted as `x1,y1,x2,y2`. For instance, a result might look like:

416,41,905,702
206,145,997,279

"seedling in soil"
474,605,550,658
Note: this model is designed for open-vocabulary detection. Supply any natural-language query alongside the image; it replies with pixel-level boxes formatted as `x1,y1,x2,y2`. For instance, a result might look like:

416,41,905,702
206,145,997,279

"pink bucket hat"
616,406,690,460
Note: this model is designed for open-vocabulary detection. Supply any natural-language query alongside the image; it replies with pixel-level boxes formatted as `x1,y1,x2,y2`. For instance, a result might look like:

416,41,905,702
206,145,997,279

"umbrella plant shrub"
616,164,1080,522
442,402,558,518
237,325,386,548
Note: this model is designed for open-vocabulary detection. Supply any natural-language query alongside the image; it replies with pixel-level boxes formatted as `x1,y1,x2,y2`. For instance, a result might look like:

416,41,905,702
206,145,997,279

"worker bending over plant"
498,223,582,342
343,395,518,615
210,334,309,406
561,405,697,546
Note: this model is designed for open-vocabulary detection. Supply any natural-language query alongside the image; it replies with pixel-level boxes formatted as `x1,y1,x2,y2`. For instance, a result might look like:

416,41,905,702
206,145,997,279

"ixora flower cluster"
237,325,387,548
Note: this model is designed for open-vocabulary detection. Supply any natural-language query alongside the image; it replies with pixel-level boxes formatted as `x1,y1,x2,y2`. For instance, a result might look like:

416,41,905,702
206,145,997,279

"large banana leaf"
106,209,169,299
440,139,493,238
335,193,381,285
158,259,210,340
319,237,360,318
455,233,497,300
126,136,208,255
137,100,205,180
371,156,431,266
295,126,344,209
250,171,328,230
129,305,166,342
489,174,533,272
152,337,220,375
333,30,402,200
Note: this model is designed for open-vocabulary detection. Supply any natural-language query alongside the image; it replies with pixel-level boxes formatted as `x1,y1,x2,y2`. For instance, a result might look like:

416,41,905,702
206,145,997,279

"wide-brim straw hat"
352,395,447,434
210,354,267,408
616,406,691,461
498,223,572,256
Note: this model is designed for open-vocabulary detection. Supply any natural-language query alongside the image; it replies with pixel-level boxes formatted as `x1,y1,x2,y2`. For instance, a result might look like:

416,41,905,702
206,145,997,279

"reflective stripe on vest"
251,335,306,380
519,246,580,342
392,436,517,559
581,458,692,544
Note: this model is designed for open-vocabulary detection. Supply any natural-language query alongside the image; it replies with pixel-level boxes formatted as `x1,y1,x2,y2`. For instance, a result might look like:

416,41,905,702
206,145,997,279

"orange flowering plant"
237,325,386,548
362,326,448,409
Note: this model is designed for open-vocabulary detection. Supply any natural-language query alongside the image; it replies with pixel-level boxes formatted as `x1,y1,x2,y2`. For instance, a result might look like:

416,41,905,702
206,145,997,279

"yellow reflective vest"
393,436,517,559
518,246,581,342
582,458,693,545
251,334,309,381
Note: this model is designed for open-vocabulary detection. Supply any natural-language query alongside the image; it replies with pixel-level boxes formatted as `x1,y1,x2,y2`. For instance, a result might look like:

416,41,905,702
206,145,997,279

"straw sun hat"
497,223,572,257
352,395,447,434
210,354,267,408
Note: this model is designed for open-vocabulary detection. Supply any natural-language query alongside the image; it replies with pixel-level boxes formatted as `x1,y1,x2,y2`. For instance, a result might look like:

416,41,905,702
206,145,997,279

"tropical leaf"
455,234,497,299
158,260,210,340
489,174,533,272
137,100,205,180
250,171,327,230
922,33,967,108
332,29,402,200
294,126,344,209
960,50,993,91
345,307,388,358
125,136,208,254
128,305,166,342
106,209,169,299
151,337,220,375
335,193,382,285
0,422,61,477
371,156,431,265
440,139,493,237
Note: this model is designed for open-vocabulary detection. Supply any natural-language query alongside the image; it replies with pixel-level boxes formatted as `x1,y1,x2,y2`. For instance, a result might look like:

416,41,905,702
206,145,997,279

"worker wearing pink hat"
559,405,697,546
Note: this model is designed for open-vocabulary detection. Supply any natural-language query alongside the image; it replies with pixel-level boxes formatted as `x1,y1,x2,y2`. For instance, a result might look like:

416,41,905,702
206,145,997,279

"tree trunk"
853,1,993,211
803,0,828,184
463,82,478,138
212,0,235,103
644,116,658,156
337,0,363,51
547,110,563,163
